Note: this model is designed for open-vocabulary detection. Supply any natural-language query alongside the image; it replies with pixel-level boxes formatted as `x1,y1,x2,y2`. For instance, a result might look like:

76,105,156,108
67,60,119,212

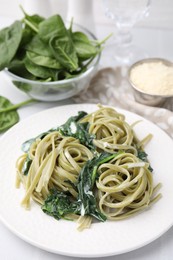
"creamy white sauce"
70,122,77,134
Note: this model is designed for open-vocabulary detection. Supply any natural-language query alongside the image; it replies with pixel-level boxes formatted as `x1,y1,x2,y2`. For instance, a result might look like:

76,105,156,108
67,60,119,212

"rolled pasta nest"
96,152,161,220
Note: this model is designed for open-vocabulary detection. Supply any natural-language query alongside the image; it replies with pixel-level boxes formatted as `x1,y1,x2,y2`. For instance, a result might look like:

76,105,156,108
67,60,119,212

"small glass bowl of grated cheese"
128,58,173,106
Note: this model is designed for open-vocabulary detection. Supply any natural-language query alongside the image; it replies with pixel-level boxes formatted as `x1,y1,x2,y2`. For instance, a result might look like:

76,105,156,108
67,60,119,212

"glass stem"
116,26,133,48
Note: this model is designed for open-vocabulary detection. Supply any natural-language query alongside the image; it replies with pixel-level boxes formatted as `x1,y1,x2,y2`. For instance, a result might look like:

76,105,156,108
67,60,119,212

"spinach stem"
97,33,113,46
91,33,113,46
0,99,37,113
19,4,27,16
23,18,38,33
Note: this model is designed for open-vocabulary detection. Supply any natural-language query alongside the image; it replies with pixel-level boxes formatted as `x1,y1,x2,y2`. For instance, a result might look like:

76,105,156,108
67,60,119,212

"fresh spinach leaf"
73,40,98,60
72,31,91,43
19,26,35,48
23,14,44,33
39,15,78,71
24,58,58,80
21,5,44,33
26,51,62,69
0,21,22,70
72,31,98,60
12,81,33,92
38,14,67,43
25,35,53,57
0,96,19,132
49,35,78,72
8,58,35,79
0,96,36,133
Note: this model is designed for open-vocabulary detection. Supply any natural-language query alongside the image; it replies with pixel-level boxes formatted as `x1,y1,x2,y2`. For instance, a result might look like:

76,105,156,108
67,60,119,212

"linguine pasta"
16,105,161,230
16,132,93,208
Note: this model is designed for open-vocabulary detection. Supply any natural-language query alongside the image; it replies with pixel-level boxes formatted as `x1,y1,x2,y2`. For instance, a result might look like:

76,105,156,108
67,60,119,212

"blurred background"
0,0,172,29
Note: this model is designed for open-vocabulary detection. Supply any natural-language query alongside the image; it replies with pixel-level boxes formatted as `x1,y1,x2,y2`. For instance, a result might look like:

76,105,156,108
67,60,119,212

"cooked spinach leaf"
58,111,95,150
42,190,80,220
21,131,51,153
137,149,153,172
42,151,123,222
21,111,89,153
77,151,122,221
22,155,32,175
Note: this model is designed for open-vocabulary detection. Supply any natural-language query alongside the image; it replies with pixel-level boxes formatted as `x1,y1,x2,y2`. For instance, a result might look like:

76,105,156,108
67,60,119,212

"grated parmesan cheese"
130,61,173,95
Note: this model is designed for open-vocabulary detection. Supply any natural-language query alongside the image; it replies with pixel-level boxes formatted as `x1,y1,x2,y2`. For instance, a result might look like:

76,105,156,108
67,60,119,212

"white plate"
0,103,173,258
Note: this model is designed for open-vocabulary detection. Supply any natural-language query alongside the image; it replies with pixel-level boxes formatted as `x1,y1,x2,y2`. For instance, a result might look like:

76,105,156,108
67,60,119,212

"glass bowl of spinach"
1,9,107,101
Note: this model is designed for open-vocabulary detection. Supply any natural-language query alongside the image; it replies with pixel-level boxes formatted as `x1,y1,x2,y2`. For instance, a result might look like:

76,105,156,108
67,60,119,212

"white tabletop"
0,11,173,260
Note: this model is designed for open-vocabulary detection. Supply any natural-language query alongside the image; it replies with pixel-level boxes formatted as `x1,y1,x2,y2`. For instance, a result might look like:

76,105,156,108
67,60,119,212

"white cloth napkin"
73,67,173,138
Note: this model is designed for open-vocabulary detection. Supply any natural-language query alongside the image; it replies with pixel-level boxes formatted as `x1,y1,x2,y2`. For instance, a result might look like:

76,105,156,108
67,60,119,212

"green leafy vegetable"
137,149,153,172
0,96,36,133
58,111,95,150
49,35,78,72
42,151,123,222
12,81,33,92
38,14,68,43
24,57,58,80
19,25,35,49
21,111,90,154
26,51,62,69
72,31,97,60
20,5,44,33
72,31,90,43
42,190,81,220
8,58,35,79
25,35,53,57
0,7,109,82
22,155,32,175
0,96,19,132
77,151,122,221
0,21,22,70
21,131,50,153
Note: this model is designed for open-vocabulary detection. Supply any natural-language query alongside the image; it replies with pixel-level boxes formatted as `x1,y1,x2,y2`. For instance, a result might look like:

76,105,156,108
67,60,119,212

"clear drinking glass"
102,0,151,66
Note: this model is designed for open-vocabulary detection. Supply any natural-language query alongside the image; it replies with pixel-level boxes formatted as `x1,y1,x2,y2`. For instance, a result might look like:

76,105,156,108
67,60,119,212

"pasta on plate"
16,105,161,230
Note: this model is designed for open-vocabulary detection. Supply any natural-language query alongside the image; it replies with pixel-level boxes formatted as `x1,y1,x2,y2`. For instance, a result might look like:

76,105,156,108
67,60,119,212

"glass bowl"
128,58,173,106
4,24,100,102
